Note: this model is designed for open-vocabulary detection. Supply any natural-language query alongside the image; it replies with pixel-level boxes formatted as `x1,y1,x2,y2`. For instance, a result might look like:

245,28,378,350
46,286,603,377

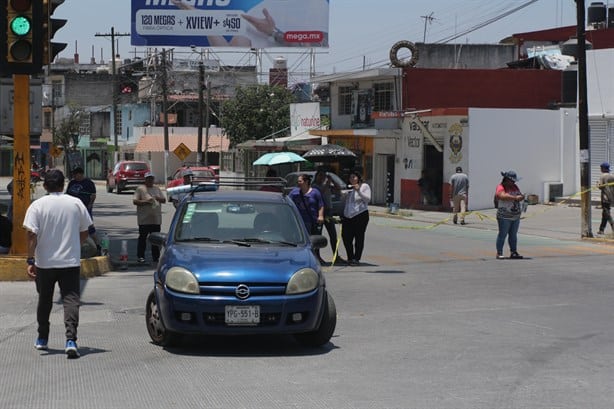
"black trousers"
138,224,161,261
599,202,613,232
35,266,81,341
341,211,369,261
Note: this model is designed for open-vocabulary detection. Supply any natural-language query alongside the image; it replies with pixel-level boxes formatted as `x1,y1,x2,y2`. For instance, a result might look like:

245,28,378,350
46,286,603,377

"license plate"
225,305,260,325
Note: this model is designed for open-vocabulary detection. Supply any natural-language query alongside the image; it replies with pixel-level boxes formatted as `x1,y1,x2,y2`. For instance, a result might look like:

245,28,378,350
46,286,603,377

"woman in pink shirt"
495,170,525,260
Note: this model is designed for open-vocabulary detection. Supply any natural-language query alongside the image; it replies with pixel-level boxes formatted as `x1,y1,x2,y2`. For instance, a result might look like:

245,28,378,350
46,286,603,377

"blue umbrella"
253,151,307,166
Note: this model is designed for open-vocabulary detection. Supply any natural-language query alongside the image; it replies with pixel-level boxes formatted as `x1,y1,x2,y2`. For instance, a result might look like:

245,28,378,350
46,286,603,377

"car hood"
162,243,318,283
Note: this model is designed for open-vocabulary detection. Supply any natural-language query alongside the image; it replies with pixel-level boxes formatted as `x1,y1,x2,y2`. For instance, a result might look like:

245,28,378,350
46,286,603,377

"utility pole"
204,78,211,166
421,12,435,43
95,27,130,165
197,62,204,165
161,49,170,185
576,0,592,237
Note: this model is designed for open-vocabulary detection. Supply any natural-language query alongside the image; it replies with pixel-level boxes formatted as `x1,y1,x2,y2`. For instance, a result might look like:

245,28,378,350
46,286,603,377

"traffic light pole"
10,75,31,255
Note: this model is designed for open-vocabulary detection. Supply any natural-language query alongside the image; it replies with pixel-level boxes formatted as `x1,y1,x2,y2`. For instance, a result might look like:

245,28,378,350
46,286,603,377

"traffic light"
119,79,137,94
0,0,44,75
42,0,66,65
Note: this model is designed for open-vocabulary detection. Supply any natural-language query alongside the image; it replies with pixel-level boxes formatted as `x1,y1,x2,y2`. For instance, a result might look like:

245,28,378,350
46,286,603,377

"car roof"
176,166,212,171
187,189,287,204
120,160,148,164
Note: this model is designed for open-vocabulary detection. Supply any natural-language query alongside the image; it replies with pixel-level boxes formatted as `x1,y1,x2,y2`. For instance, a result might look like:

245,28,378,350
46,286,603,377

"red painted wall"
402,68,563,110
400,179,420,208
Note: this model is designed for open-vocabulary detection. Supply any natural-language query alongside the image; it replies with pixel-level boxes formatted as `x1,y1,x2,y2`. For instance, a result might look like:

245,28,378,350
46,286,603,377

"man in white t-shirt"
23,169,92,358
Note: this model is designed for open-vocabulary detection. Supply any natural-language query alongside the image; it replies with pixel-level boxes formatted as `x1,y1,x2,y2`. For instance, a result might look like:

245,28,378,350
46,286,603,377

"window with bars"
338,86,353,115
373,82,393,112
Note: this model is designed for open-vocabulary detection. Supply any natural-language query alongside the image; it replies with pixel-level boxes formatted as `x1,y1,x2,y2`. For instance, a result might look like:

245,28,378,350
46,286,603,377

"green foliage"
52,105,87,152
221,84,296,147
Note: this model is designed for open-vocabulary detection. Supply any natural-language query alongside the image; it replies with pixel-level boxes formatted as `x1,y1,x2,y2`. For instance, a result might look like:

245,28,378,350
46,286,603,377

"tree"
221,84,296,147
53,105,86,152
52,105,87,170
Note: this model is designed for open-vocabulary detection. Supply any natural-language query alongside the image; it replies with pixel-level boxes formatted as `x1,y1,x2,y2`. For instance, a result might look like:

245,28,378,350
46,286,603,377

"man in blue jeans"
23,170,92,358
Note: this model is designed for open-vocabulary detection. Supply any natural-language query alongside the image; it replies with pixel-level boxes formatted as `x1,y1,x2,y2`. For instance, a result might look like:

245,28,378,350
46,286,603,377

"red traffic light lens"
9,0,32,12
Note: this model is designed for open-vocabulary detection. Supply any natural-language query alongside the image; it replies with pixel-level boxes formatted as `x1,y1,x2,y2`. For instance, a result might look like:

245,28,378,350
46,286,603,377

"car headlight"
286,268,319,294
166,267,199,294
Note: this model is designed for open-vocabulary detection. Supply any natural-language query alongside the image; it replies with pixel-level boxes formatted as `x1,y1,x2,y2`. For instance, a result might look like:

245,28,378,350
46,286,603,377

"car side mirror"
148,232,168,247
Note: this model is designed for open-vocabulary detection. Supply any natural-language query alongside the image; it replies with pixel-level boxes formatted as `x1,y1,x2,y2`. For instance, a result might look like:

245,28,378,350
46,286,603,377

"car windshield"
126,163,148,171
175,201,305,245
192,170,214,178
286,172,347,189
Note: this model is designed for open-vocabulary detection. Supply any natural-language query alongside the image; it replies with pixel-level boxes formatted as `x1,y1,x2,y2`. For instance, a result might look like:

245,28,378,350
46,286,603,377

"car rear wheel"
294,292,336,347
146,290,181,347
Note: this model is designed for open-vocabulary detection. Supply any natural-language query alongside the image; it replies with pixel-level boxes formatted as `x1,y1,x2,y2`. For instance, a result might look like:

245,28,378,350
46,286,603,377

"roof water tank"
588,2,607,27
273,57,287,69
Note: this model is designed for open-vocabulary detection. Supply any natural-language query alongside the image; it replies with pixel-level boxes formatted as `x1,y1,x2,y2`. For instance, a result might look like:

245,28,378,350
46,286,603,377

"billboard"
290,102,321,137
131,0,329,48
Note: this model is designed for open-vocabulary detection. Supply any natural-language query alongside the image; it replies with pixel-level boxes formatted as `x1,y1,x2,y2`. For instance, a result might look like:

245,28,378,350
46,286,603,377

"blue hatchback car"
146,185,336,348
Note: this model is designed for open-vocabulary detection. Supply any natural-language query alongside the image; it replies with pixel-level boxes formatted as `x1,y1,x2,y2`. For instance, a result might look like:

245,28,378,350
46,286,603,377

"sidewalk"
367,202,614,244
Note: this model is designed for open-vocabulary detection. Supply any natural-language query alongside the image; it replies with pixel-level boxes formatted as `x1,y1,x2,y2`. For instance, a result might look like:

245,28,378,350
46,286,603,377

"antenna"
421,12,436,43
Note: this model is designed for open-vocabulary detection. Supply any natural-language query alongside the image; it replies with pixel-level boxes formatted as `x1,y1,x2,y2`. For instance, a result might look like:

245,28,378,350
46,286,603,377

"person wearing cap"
133,172,166,263
449,166,469,225
23,169,92,358
66,167,100,253
494,170,525,260
597,162,614,235
169,169,194,208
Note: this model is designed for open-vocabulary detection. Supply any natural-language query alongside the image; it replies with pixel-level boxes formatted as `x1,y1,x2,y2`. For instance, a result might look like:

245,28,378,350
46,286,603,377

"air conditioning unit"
543,182,563,203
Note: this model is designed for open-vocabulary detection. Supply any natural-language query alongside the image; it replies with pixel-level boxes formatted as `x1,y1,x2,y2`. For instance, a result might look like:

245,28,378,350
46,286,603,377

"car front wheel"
294,292,336,347
146,290,180,347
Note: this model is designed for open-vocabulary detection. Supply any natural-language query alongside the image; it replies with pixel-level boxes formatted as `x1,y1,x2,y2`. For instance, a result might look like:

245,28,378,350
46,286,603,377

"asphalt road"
1,187,613,409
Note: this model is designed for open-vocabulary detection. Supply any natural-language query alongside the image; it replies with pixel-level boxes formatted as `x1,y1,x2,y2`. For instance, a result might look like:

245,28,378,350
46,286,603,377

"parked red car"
166,166,216,190
106,161,150,194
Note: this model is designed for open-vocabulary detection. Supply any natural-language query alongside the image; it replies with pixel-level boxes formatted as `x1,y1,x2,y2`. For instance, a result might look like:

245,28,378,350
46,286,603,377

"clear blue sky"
58,0,579,78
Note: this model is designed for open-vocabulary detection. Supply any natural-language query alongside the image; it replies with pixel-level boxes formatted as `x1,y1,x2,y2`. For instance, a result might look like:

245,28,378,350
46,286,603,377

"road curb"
0,255,112,281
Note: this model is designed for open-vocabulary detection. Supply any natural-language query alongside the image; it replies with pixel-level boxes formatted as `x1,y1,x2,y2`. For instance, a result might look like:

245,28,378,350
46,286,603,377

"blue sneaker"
35,338,48,350
65,340,80,358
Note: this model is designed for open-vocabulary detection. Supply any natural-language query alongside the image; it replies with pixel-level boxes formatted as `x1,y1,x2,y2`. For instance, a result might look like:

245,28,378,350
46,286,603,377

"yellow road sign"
173,142,191,161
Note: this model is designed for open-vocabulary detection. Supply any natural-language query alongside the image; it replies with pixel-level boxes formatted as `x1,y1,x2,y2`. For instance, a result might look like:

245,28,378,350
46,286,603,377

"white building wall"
467,108,578,210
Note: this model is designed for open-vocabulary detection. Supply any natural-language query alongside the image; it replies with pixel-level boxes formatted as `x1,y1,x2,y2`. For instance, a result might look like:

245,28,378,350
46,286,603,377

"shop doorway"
422,144,443,206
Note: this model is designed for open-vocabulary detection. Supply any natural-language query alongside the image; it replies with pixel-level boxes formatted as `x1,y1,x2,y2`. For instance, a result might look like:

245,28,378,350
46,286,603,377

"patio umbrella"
302,144,357,162
253,151,307,166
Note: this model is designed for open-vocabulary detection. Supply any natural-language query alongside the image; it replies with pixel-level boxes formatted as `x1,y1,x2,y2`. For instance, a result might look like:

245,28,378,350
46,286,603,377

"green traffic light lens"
10,15,32,36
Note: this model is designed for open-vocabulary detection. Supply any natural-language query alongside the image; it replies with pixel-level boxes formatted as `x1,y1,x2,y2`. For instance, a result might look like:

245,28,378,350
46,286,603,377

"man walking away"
597,162,614,235
449,166,469,225
23,170,92,358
